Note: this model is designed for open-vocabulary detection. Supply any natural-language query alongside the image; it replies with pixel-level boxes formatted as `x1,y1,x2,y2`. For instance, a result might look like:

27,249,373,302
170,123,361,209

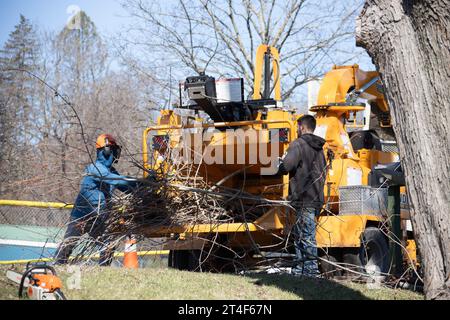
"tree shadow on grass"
246,273,370,300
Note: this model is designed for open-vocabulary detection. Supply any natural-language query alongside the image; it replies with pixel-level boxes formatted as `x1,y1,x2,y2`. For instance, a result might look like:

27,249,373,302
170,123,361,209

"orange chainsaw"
6,262,66,300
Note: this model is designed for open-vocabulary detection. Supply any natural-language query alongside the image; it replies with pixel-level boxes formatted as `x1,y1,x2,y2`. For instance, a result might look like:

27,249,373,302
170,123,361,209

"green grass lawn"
0,265,423,300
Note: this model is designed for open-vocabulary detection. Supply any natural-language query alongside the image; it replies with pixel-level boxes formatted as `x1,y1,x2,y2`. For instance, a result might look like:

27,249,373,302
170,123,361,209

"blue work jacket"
70,150,136,219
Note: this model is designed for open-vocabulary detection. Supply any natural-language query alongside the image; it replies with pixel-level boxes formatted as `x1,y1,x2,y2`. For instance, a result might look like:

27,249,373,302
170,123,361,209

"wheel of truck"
342,227,389,278
360,227,390,277
168,250,201,271
198,245,238,273
320,254,342,278
168,250,186,270
342,248,364,277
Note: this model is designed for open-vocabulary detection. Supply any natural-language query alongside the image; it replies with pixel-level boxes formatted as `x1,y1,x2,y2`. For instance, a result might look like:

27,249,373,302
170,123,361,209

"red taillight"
269,128,289,142
152,135,169,151
279,128,289,142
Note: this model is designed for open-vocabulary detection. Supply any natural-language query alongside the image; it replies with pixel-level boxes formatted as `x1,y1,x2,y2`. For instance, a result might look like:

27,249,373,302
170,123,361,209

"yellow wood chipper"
139,44,416,277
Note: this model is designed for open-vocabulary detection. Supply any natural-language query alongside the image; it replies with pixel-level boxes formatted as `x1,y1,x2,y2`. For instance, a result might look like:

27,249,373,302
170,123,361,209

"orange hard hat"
96,134,117,149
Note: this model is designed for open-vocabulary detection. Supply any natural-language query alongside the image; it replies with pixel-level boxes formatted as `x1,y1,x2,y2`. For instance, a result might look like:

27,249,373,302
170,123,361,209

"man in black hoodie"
278,115,326,277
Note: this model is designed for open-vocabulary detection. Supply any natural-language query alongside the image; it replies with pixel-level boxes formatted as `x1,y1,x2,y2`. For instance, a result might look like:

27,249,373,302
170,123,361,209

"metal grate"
381,141,399,153
339,186,388,216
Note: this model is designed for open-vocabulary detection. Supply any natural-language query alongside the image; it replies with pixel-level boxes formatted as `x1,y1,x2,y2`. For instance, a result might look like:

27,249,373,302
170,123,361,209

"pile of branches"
100,164,273,239
62,155,284,265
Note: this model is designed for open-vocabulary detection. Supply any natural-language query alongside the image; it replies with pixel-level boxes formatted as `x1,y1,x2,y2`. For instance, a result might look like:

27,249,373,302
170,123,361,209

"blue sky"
0,0,374,107
0,0,129,45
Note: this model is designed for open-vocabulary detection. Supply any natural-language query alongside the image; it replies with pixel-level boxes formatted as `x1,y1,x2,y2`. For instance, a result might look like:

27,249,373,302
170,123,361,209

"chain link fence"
0,205,70,227
0,202,168,267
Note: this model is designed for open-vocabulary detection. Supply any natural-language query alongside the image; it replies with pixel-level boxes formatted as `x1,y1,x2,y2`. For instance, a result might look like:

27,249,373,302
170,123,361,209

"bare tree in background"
0,12,156,202
356,0,450,300
120,0,365,105
39,11,154,201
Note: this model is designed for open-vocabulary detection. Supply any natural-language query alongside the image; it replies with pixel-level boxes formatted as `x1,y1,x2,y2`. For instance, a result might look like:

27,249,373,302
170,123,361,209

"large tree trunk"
356,0,450,299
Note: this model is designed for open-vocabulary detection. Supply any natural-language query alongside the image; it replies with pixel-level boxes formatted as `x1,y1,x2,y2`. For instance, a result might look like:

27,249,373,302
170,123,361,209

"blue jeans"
54,212,114,266
291,207,319,276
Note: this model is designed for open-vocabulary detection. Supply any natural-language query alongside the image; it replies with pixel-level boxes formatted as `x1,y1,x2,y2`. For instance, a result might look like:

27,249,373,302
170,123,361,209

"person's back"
277,115,326,277
281,133,326,209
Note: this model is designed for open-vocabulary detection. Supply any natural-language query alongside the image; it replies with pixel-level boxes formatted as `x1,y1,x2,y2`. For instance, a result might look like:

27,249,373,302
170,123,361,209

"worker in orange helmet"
54,134,139,266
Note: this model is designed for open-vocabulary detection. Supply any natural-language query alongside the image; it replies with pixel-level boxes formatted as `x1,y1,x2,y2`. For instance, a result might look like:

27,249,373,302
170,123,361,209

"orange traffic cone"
123,236,139,269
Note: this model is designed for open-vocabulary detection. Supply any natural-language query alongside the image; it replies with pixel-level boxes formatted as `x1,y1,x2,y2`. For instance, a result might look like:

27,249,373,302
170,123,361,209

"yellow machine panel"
316,215,382,247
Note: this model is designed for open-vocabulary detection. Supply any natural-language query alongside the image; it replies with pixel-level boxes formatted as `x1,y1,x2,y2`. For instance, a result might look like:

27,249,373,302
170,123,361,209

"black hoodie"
278,133,327,209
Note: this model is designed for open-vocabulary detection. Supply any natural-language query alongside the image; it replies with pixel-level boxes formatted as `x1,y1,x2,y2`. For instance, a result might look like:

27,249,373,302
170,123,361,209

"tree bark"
356,0,450,300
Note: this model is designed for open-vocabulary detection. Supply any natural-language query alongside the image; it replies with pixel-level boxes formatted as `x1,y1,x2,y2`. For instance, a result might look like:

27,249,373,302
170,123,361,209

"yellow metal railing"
0,199,169,264
0,200,73,209
0,250,170,265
